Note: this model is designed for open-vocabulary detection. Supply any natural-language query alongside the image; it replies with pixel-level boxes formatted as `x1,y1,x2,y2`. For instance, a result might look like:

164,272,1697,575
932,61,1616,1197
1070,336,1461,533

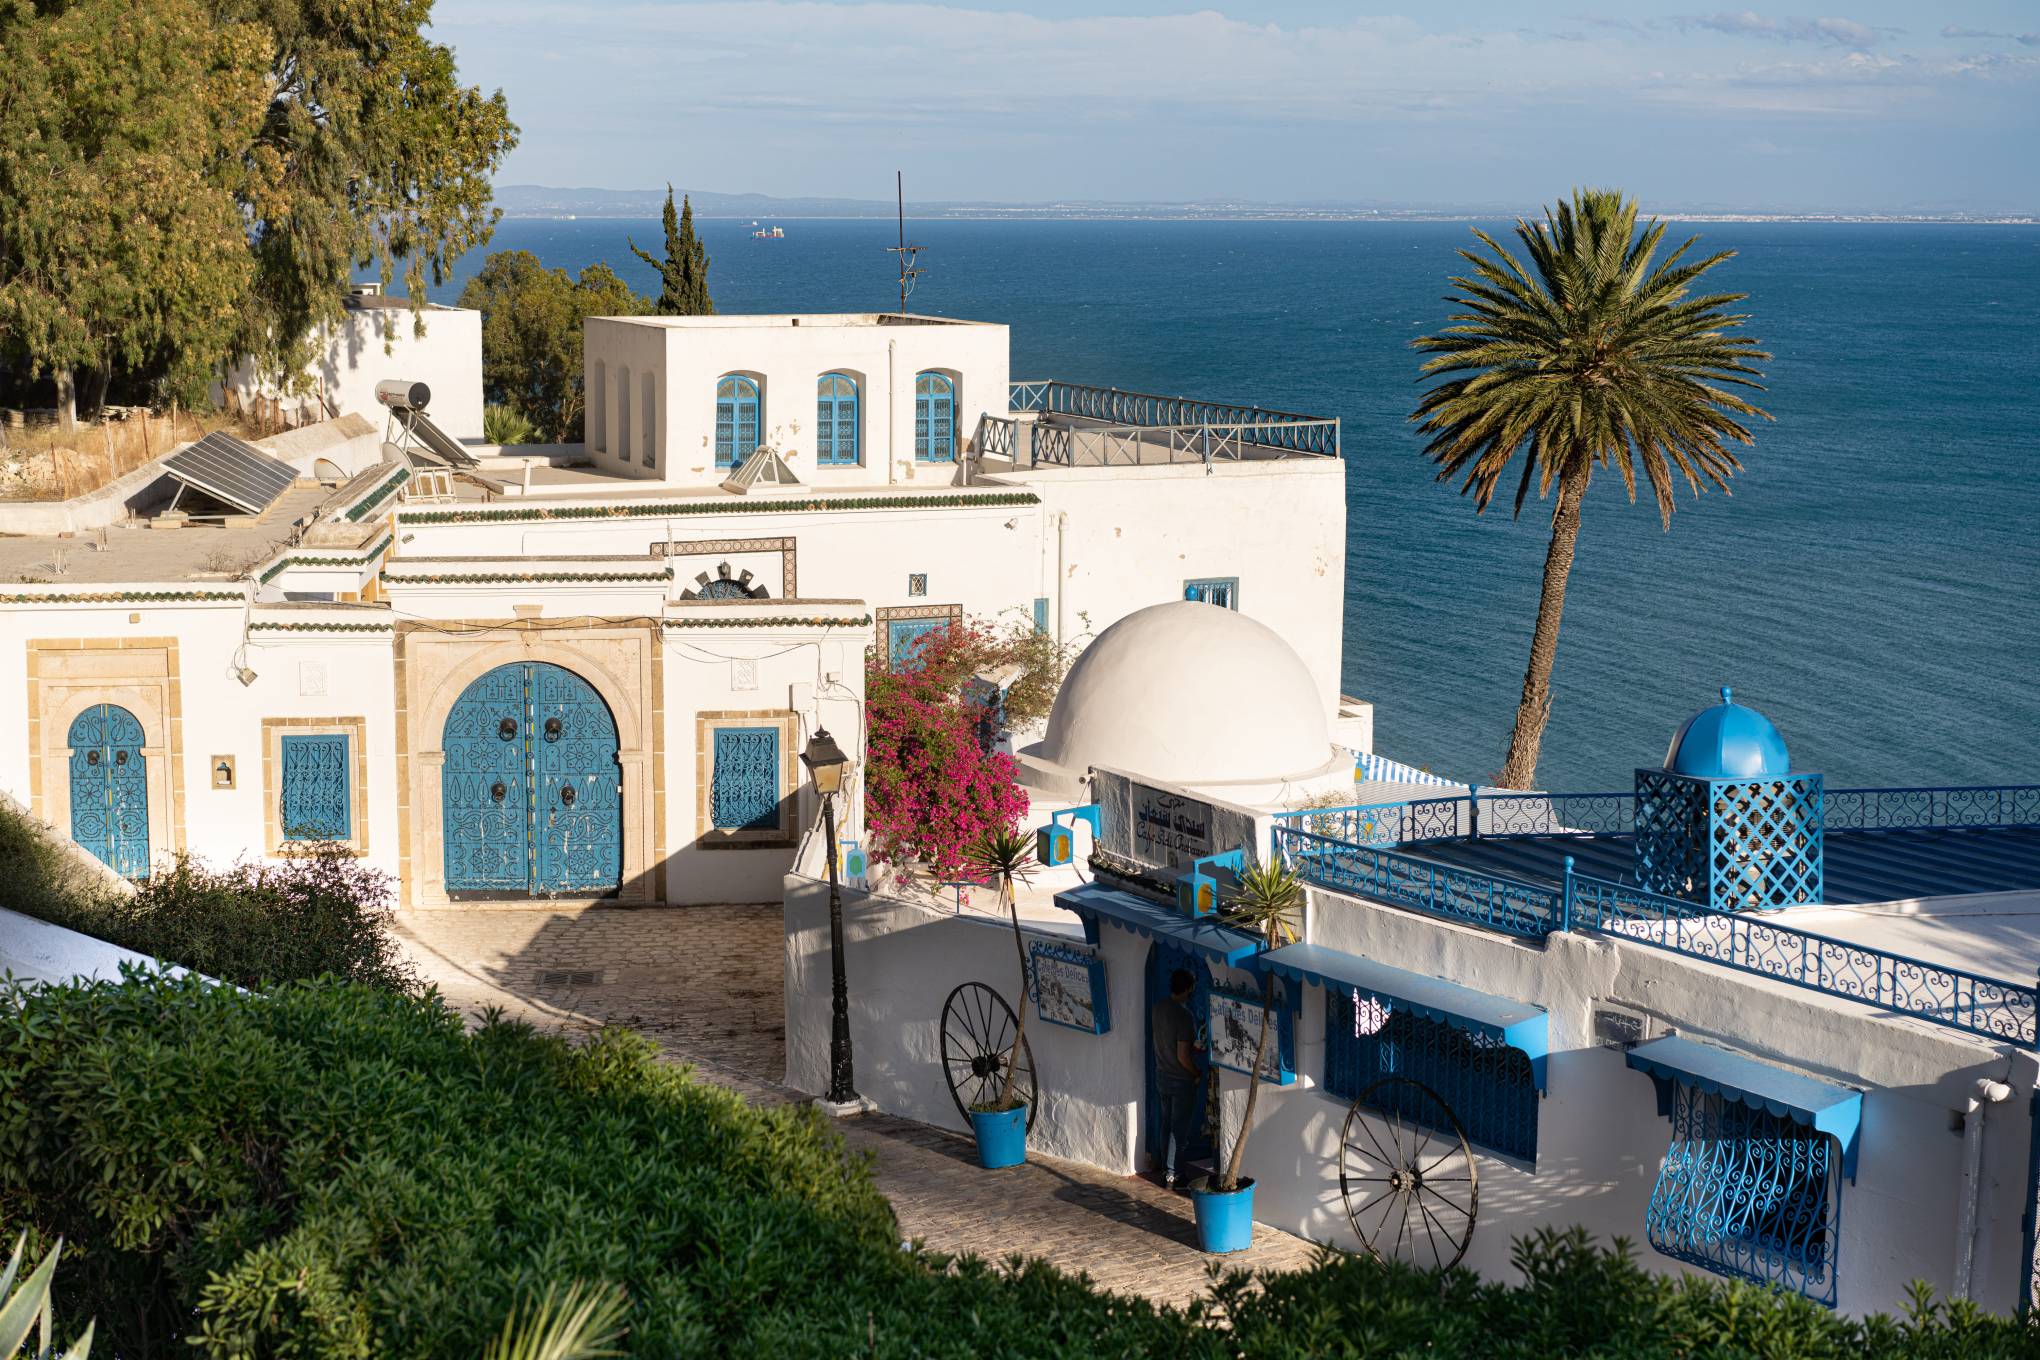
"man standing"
1151,968,1204,1190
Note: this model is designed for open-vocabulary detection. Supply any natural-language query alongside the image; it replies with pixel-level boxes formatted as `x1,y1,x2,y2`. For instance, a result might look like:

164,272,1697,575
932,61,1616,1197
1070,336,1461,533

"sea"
432,217,2040,793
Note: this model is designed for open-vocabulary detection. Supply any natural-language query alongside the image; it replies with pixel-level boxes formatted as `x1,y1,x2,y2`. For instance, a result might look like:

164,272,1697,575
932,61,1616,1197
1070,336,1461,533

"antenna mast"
886,170,923,314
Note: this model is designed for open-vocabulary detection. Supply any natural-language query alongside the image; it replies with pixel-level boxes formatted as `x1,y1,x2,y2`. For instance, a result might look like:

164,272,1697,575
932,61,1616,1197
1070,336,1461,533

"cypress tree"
630,185,714,316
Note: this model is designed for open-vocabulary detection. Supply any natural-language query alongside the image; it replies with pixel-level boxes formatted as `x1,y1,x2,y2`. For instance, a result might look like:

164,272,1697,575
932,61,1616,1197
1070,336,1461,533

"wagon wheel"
939,982,1038,1132
1339,1077,1478,1271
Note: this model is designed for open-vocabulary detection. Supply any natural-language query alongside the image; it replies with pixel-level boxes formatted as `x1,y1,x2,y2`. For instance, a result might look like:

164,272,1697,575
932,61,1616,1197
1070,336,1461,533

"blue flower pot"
968,1104,1028,1169
1189,1177,1256,1253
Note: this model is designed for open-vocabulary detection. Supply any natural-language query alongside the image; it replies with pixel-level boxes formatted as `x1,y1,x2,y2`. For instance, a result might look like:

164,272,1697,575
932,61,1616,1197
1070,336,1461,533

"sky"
428,2,2040,213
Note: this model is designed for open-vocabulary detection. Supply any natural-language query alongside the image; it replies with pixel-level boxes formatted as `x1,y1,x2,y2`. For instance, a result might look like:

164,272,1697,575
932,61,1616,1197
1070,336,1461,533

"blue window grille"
710,726,781,831
1032,596,1050,635
886,617,947,668
1644,1083,1840,1306
279,733,352,841
915,372,955,462
816,373,859,464
716,375,762,469
1325,990,1539,1163
699,578,751,599
1183,577,1238,609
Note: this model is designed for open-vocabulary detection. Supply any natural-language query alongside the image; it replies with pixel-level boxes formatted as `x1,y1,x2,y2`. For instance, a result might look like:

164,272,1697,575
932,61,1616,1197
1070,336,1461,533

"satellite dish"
311,457,345,487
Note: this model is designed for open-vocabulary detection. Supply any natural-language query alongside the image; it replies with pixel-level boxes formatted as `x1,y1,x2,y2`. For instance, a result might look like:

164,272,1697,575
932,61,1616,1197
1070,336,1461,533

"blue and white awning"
1054,882,1264,966
1626,1035,1862,1179
1258,941,1550,1088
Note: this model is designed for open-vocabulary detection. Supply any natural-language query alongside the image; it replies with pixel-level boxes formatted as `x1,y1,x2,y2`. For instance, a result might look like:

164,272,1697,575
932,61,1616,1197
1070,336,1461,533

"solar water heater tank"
375,378,431,411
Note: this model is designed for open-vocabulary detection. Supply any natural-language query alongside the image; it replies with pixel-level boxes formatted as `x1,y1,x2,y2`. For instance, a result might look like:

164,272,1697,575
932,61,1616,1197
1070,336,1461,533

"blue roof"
1664,686,1793,778
1627,1034,1862,1178
1260,941,1549,1088
1054,882,1264,965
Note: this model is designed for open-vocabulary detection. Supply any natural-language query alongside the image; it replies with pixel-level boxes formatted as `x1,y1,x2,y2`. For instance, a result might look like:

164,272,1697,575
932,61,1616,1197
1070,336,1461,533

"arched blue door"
442,662,621,898
68,703,149,877
1144,941,1216,1173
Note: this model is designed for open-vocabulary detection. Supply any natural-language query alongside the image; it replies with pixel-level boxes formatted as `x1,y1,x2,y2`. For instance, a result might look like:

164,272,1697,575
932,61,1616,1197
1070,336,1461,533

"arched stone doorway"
441,661,622,898
68,702,150,877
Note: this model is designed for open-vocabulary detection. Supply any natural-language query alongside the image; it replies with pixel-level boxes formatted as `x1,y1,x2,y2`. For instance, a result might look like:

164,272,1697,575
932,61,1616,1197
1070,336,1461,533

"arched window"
716,374,762,468
816,373,859,465
914,371,955,463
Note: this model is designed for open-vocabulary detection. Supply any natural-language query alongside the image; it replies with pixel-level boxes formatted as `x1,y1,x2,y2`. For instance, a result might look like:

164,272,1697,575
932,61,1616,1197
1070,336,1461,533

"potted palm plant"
1189,859,1303,1252
960,826,1036,1168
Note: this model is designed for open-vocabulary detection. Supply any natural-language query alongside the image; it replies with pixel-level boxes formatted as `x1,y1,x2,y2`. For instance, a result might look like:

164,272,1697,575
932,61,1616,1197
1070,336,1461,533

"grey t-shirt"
1152,998,1196,1082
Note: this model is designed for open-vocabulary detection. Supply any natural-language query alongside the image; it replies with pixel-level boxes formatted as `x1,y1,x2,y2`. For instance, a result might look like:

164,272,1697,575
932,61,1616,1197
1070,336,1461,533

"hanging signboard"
1207,985,1296,1085
1028,940,1110,1034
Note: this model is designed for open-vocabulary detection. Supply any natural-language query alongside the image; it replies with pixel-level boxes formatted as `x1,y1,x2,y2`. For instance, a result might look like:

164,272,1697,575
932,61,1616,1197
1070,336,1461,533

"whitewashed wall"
221,304,484,443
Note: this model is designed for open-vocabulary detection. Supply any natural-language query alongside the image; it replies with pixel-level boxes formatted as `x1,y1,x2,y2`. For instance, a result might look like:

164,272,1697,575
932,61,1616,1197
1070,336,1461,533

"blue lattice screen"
711,727,781,831
1324,990,1539,1162
915,372,955,462
1644,1083,1840,1306
279,733,351,841
1635,768,1824,911
716,375,761,468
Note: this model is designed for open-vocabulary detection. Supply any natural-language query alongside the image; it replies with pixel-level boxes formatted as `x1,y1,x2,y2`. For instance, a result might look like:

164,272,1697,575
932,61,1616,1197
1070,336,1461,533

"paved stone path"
395,904,1323,1309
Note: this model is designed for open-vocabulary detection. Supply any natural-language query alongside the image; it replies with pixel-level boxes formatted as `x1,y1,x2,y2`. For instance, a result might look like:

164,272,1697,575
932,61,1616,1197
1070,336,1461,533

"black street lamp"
801,728,857,1106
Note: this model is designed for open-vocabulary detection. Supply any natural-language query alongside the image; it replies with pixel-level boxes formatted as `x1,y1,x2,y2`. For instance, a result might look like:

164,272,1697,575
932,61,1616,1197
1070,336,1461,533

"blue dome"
1664,687,1792,779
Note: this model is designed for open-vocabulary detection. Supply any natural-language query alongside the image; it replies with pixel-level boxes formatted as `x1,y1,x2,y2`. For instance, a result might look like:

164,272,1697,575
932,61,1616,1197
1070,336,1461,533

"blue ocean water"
435,218,2040,792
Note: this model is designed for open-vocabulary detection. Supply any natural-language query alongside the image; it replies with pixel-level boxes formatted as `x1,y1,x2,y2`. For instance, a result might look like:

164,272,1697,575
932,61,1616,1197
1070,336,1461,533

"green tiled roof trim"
258,534,395,584
381,567,674,586
397,491,1040,525
247,621,395,634
662,614,873,629
0,590,244,605
341,466,412,521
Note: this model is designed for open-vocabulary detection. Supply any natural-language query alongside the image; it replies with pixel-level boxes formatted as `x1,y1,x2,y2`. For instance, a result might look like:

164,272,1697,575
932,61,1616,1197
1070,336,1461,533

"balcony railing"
1269,825,2040,1047
995,379,1340,466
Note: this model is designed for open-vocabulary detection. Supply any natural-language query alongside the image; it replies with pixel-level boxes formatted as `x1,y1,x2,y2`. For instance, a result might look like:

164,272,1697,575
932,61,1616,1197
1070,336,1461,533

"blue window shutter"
817,373,858,465
279,733,351,841
886,618,945,667
710,727,781,831
716,375,761,468
1184,577,1239,609
1323,990,1539,1163
1032,597,1050,635
915,372,955,462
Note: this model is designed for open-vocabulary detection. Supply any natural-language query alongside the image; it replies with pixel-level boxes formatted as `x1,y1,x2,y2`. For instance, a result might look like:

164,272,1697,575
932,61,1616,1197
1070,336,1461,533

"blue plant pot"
967,1104,1028,1169
1189,1177,1256,1253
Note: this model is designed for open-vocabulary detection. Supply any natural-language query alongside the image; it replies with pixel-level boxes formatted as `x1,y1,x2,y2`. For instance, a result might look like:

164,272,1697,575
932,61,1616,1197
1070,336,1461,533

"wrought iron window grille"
1324,992,1540,1164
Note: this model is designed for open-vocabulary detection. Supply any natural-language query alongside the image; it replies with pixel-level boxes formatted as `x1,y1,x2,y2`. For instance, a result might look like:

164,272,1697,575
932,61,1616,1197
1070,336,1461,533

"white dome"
1037,601,1332,787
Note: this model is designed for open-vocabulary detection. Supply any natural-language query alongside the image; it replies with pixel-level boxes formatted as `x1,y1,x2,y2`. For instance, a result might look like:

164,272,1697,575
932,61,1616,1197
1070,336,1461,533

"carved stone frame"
261,716,370,856
27,638,184,872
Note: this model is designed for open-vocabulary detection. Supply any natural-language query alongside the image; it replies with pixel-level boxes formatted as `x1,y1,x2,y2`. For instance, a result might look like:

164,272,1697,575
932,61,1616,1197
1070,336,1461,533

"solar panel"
163,431,298,514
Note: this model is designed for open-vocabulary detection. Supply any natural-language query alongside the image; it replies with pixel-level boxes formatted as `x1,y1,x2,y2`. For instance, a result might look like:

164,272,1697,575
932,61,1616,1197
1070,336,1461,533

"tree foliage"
1410,188,1768,788
0,0,515,417
459,251,647,442
629,187,714,316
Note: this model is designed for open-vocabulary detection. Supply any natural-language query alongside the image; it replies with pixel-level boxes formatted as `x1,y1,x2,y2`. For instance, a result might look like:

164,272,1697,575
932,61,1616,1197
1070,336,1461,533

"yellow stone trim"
694,709,799,850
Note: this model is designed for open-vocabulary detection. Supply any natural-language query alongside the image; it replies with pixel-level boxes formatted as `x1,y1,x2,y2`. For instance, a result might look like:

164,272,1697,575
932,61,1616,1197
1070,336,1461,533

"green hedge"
3,971,2035,1357
0,798,415,992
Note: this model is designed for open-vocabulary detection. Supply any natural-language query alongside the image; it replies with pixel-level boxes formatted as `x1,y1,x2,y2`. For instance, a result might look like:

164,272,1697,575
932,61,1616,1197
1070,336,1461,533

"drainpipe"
1957,1075,2015,1300
886,339,896,486
1055,511,1067,646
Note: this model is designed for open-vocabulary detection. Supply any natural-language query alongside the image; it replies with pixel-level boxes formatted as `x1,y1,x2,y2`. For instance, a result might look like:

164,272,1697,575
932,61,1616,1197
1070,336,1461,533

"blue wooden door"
1144,942,1216,1167
532,663,622,894
68,703,149,877
442,663,620,897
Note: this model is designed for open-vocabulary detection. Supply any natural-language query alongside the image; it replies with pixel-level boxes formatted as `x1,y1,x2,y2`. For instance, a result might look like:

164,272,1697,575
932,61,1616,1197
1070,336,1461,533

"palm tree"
1412,188,1769,790
1212,861,1303,1194
964,826,1038,1111
480,1280,628,1360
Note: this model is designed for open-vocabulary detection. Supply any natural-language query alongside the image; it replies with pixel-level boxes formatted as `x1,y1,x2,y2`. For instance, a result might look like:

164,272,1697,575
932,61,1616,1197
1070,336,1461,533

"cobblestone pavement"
395,904,1323,1309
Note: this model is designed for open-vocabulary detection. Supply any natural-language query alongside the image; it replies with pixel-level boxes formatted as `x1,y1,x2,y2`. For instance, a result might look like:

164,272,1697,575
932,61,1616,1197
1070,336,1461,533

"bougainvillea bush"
864,620,1030,879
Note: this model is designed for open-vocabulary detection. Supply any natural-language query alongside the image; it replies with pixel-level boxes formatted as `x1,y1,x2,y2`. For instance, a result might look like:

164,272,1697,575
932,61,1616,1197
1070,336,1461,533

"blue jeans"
1157,1074,1200,1182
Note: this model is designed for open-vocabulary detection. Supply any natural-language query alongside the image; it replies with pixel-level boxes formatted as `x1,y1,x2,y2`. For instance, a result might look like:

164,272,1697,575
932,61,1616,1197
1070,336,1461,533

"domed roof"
1038,601,1330,786
1664,687,1792,779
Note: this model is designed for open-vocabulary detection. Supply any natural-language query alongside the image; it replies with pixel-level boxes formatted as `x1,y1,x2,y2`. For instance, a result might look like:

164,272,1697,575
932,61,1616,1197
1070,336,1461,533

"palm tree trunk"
996,878,1031,1109
1498,471,1587,790
1218,974,1275,1192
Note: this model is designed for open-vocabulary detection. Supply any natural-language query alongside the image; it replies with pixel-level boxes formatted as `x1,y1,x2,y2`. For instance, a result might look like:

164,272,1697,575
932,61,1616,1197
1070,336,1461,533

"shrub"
0,800,414,993
0,973,1192,1358
484,402,540,446
864,621,1031,879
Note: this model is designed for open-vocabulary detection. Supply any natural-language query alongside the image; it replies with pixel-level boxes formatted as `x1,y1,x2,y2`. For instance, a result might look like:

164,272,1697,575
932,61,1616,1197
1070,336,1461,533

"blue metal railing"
1567,867,2039,1046
1824,784,2040,832
1273,827,1564,941
1270,801,1407,846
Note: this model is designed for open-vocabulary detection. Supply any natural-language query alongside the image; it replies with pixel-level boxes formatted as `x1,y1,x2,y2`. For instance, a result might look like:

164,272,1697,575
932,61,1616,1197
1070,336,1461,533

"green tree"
629,186,714,316
0,0,265,427
1411,189,1769,789
458,251,646,442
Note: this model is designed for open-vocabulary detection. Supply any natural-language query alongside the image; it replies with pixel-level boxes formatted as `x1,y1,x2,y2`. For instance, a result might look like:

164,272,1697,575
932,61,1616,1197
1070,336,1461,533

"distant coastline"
491,184,2037,226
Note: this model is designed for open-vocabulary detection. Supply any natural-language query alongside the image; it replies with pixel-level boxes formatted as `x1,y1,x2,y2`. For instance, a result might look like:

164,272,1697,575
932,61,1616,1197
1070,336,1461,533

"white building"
0,312,1353,911
785,601,2040,1318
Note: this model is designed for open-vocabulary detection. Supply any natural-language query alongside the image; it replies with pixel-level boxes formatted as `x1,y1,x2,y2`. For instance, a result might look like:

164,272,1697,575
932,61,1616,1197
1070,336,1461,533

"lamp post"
801,728,858,1107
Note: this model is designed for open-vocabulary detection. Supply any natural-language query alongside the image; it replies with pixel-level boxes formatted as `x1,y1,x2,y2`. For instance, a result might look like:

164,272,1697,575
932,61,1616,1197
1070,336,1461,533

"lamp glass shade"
801,729,852,796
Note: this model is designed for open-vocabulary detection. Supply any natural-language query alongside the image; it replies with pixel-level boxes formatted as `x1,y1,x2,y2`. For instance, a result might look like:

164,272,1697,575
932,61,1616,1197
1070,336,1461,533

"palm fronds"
0,1233,94,1360
480,1281,629,1360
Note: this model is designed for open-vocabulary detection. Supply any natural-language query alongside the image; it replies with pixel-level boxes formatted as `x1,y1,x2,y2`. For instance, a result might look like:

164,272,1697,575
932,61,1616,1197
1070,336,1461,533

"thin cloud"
1670,11,1888,47
1941,25,2040,47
